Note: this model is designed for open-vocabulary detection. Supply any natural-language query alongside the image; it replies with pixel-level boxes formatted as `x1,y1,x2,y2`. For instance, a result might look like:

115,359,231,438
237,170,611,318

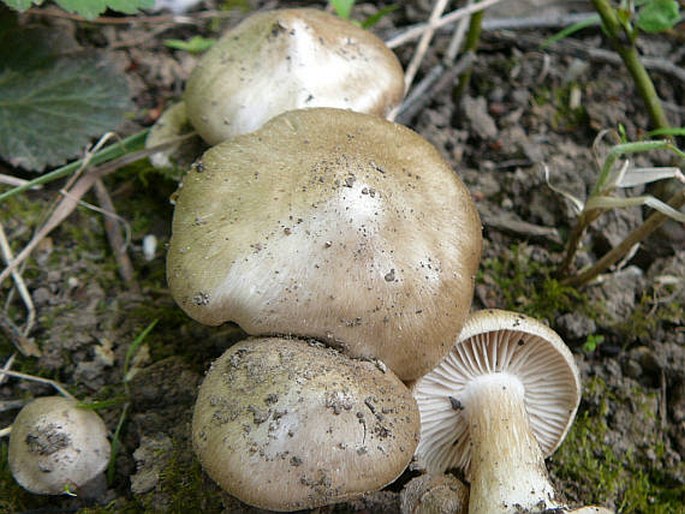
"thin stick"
0,369,76,401
0,314,40,358
490,30,685,83
26,6,236,25
93,179,140,293
385,0,504,49
0,134,194,284
0,426,10,438
396,52,476,124
0,174,43,189
403,0,450,94
0,224,36,338
0,353,16,385
445,0,474,62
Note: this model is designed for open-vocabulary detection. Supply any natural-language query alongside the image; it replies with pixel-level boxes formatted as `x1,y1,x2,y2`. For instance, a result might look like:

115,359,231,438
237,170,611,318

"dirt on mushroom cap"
167,107,483,382
8,396,111,496
191,336,420,512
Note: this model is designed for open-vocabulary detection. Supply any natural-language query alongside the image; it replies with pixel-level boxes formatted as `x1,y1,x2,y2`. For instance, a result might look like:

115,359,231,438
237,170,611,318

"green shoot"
165,36,216,54
541,15,601,48
329,0,355,20
124,319,158,383
328,0,397,28
361,5,399,29
582,334,605,353
107,319,158,484
549,130,685,286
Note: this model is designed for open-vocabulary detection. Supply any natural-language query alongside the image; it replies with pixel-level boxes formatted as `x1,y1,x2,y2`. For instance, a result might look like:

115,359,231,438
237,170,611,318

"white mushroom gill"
464,372,559,513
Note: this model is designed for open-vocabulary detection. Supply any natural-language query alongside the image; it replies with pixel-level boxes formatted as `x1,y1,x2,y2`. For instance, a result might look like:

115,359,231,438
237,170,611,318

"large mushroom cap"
8,396,111,495
185,8,405,144
167,107,482,381
192,336,420,511
412,309,581,476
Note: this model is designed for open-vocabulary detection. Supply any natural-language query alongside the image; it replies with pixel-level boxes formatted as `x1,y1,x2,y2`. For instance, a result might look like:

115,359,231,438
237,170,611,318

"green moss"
532,82,589,132
479,243,592,322
154,445,223,513
552,376,685,513
615,291,684,343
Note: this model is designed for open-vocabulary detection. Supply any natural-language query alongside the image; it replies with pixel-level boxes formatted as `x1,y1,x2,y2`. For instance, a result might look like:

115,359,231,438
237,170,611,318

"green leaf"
329,0,355,19
164,35,216,53
0,53,133,171
2,0,38,11
2,0,154,18
361,4,399,29
637,0,680,33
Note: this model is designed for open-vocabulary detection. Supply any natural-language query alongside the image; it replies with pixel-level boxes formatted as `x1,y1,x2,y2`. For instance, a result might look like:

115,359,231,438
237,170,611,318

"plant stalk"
562,189,685,287
453,1,485,102
590,0,670,131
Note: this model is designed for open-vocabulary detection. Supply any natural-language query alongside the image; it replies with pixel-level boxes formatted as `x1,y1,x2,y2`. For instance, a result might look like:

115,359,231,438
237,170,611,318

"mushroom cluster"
167,105,482,509
160,6,603,513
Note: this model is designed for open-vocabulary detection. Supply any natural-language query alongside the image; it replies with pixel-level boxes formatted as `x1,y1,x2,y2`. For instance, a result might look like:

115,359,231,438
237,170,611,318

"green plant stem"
0,129,149,203
590,0,670,132
453,2,484,102
562,189,685,288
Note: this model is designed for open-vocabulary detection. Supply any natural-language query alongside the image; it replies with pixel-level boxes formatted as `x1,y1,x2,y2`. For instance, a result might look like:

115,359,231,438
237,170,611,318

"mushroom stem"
465,373,560,513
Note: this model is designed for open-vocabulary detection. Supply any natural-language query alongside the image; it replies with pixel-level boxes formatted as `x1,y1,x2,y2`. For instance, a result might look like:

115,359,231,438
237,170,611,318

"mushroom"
400,473,469,514
411,309,581,513
184,8,405,144
192,336,420,511
8,396,111,495
167,107,483,382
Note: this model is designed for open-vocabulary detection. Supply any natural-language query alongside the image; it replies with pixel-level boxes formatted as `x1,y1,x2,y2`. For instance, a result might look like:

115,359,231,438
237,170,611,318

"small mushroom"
192,336,420,511
8,396,111,495
412,309,581,513
184,8,405,144
400,473,469,514
167,107,482,381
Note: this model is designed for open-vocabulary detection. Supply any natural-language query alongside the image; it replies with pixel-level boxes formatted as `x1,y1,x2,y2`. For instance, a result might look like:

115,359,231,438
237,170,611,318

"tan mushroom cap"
167,107,482,381
8,396,111,495
185,8,405,145
412,309,581,475
192,336,420,512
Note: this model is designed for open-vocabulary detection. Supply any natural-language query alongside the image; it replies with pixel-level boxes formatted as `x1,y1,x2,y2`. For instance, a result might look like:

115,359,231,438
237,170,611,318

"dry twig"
93,179,140,293
385,0,504,49
403,0,451,94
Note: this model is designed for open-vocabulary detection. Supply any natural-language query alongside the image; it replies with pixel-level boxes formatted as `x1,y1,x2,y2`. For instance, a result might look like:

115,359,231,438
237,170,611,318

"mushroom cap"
400,473,469,514
167,107,483,381
192,336,420,511
184,8,405,144
412,309,581,475
8,396,111,495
